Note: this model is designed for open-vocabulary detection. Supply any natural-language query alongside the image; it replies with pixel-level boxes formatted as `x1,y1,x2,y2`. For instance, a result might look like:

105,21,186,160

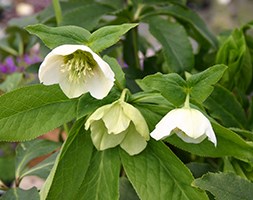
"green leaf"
77,87,120,119
193,172,253,200
120,140,208,200
25,24,91,49
204,85,247,128
0,84,77,142
15,139,60,180
137,73,187,106
103,56,126,90
1,187,39,200
216,28,252,92
40,120,93,200
147,16,194,73
0,157,15,183
166,122,253,163
74,148,121,200
61,3,114,31
130,92,174,130
143,4,217,48
88,23,138,53
20,152,58,180
187,64,227,103
0,73,23,93
120,177,139,200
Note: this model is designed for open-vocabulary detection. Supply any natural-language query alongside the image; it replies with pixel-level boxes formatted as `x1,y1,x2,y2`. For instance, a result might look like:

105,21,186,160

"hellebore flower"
85,90,150,155
39,44,115,99
150,95,217,146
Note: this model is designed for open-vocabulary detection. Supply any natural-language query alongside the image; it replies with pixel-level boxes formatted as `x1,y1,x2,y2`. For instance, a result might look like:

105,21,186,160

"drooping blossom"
85,89,150,155
150,95,217,146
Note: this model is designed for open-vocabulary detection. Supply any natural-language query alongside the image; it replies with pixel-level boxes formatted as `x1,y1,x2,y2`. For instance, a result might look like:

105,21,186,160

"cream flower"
39,44,115,99
85,91,150,155
150,95,217,146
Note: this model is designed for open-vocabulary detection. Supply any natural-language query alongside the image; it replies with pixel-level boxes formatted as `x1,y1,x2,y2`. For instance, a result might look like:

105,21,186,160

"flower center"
61,50,97,83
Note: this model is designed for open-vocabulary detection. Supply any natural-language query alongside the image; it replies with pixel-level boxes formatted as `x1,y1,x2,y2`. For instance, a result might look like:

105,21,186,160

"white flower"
85,97,150,155
39,44,115,99
150,95,217,146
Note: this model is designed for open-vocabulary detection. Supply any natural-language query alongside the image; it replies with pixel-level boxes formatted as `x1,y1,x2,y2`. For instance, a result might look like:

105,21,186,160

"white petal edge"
38,55,63,85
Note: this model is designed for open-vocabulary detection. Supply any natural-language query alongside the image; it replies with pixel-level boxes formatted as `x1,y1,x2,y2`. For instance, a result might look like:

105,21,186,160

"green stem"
52,0,62,25
120,88,130,102
184,94,190,108
131,27,141,70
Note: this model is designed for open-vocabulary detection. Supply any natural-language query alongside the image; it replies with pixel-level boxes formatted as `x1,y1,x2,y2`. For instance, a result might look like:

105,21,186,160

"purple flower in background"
23,54,41,65
0,57,17,74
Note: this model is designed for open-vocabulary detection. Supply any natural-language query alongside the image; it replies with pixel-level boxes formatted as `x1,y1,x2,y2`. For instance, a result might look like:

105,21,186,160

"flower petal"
58,76,88,98
85,66,114,99
150,107,217,145
90,120,126,151
102,101,130,134
120,123,147,155
122,102,150,140
85,104,112,130
150,109,179,140
39,55,63,85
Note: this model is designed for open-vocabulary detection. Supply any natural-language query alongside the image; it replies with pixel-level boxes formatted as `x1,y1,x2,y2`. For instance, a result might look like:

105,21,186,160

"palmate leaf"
88,23,138,53
25,24,91,49
120,140,208,200
137,72,187,107
193,172,253,200
0,84,77,142
187,64,227,103
147,16,194,73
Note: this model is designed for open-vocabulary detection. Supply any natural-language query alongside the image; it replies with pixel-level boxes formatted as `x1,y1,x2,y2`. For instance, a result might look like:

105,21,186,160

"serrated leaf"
74,148,121,200
187,64,227,103
1,187,39,200
40,120,93,200
88,23,138,53
120,140,208,200
25,24,91,49
147,16,194,73
193,172,253,200
20,152,58,180
137,73,187,106
204,85,247,128
15,139,60,179
61,3,114,31
0,84,77,142
165,122,253,163
103,55,126,90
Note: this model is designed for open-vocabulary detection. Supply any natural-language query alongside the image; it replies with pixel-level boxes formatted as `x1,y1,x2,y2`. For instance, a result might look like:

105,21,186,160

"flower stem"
184,94,190,108
120,88,130,102
53,0,62,25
